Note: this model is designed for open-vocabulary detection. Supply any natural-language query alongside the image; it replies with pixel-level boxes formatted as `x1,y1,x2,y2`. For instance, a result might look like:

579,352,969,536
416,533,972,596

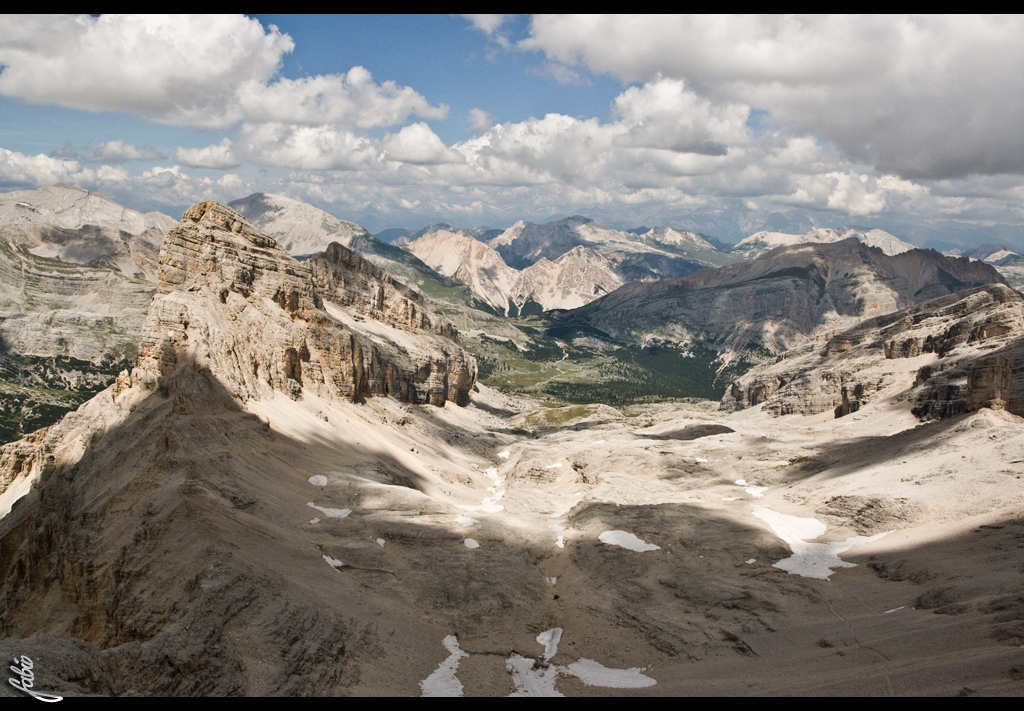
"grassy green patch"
464,319,754,407
0,351,135,445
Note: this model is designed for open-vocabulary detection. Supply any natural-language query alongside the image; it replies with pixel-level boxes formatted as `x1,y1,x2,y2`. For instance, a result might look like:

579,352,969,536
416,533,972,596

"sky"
0,14,1022,244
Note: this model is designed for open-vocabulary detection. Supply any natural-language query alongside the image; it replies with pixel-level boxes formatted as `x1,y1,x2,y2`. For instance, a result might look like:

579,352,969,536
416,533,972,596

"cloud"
236,67,448,128
0,14,293,129
0,147,93,188
85,139,165,163
520,14,1024,180
174,139,240,169
611,77,749,154
0,16,450,137
234,123,379,171
383,123,464,165
462,14,512,50
462,14,508,36
469,108,492,133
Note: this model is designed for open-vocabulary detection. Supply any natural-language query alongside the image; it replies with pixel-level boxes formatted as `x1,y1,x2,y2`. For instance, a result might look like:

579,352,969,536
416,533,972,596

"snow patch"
735,479,766,497
420,635,469,697
753,506,890,580
545,462,563,469
455,516,479,527
562,659,656,689
599,530,660,552
507,654,562,697
497,450,510,460
322,554,344,569
308,474,328,487
537,627,562,661
307,502,351,518
464,538,480,549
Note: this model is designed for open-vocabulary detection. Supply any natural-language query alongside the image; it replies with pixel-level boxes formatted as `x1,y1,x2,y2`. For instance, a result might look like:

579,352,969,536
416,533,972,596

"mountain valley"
0,189,1022,696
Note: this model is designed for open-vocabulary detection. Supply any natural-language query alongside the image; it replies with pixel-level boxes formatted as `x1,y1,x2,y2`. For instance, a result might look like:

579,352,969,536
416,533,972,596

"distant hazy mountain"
557,238,1006,358
403,215,740,315
403,228,622,314
0,183,174,280
229,193,372,258
488,216,735,276
731,226,915,259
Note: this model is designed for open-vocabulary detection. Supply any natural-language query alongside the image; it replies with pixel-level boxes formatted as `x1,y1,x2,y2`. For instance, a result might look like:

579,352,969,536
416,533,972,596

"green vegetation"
463,317,754,407
0,351,134,445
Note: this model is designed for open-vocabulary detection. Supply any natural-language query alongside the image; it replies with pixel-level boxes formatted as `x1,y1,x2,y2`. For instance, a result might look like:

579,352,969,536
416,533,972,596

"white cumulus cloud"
0,14,293,129
85,139,165,163
521,14,1024,179
235,123,379,171
383,123,464,165
236,67,448,129
175,139,240,169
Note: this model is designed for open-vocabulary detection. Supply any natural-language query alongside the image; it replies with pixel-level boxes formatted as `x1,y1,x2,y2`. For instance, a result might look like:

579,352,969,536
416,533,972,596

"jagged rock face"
405,230,624,314
514,245,623,311
140,201,475,406
561,239,1006,356
404,228,520,313
722,284,1024,419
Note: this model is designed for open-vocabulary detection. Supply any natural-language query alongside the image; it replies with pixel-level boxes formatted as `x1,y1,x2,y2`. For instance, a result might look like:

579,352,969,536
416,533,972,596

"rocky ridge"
722,283,1024,419
0,185,176,363
404,229,623,314
0,183,175,280
559,239,1006,357
142,200,475,406
732,226,915,259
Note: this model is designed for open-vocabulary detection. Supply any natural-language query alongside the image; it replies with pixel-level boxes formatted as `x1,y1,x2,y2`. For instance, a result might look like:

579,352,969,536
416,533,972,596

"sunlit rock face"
141,200,476,405
721,284,1024,419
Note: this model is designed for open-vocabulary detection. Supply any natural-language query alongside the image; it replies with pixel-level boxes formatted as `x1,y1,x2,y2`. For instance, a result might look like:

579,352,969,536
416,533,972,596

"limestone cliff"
139,201,475,406
722,284,1024,419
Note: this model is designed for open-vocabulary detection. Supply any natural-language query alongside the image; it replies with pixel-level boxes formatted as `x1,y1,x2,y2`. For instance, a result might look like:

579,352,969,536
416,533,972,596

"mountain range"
0,188,1022,696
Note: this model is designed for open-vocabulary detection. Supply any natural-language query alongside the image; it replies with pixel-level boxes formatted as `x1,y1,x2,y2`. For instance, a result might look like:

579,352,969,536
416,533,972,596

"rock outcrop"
722,284,1024,419
140,201,475,406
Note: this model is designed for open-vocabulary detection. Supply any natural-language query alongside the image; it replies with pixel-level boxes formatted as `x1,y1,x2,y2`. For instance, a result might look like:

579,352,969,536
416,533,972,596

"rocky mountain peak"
139,201,475,405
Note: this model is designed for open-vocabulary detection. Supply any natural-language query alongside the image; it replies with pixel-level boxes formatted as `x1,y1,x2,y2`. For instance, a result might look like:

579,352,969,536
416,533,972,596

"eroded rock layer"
140,201,475,406
722,284,1024,419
